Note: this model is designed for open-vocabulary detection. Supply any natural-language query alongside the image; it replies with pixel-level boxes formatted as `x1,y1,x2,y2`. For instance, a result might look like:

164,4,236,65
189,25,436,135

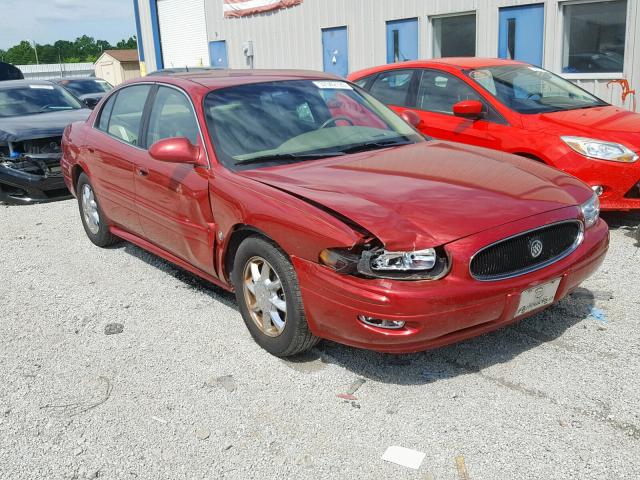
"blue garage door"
498,4,545,66
386,18,419,63
209,41,228,68
322,27,349,78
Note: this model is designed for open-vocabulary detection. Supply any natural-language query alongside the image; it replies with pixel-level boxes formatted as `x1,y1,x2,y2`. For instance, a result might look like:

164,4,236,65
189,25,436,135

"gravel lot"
1,199,639,480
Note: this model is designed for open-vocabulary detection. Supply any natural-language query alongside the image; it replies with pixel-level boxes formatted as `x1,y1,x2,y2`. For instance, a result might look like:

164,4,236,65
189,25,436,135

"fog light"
358,315,405,330
592,185,604,196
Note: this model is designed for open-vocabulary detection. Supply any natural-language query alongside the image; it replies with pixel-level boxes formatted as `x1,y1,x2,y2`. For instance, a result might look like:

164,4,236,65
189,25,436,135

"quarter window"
105,85,150,146
562,0,627,74
432,14,477,58
368,69,415,108
417,70,482,114
97,94,116,132
146,86,199,147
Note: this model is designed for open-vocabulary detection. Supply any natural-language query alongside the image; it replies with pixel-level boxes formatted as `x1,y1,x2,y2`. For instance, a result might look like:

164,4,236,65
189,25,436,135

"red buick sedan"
61,70,608,356
349,58,640,211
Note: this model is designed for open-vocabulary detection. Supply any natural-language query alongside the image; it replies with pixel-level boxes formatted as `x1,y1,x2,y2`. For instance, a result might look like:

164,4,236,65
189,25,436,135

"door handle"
137,167,149,177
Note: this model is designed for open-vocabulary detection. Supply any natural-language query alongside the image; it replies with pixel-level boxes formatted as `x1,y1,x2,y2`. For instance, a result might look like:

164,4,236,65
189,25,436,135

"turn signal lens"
358,315,405,330
580,193,600,229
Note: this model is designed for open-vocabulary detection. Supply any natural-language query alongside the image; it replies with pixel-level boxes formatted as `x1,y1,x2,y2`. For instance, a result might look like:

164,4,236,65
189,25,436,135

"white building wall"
137,0,638,109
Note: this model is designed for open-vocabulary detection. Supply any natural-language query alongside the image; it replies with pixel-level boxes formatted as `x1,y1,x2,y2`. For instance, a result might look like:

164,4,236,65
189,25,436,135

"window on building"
562,0,627,74
368,69,416,107
432,14,476,58
146,86,199,147
106,85,151,146
417,70,482,114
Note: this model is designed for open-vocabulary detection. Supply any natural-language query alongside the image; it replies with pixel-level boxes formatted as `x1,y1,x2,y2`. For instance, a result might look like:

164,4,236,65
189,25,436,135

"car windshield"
61,79,112,96
466,65,608,114
0,84,83,117
204,79,424,170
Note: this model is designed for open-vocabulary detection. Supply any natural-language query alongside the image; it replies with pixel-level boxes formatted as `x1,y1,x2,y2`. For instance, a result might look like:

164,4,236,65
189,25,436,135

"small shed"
94,49,141,85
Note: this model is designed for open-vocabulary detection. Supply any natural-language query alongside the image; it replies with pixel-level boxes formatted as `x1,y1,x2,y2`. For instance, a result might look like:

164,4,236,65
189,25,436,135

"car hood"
240,141,591,249
78,93,105,101
0,108,91,142
527,105,640,148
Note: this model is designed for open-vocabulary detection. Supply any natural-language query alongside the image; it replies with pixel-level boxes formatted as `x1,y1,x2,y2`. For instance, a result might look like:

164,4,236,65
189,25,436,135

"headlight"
561,136,638,163
319,246,449,280
580,193,600,228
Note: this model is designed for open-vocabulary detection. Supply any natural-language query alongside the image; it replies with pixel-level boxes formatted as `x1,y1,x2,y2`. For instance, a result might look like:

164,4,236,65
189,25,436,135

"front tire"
76,173,118,247
232,236,319,357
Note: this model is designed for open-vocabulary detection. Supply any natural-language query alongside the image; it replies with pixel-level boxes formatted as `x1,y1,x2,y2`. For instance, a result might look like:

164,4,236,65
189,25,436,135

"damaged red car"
61,71,609,356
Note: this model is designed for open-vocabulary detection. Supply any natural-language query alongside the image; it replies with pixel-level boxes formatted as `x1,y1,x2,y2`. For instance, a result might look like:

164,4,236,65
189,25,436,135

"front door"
498,4,545,66
322,26,349,78
209,40,229,68
386,18,419,63
134,85,215,275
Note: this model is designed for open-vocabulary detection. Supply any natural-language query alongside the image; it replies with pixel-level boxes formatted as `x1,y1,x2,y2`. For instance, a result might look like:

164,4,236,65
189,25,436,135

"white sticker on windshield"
29,84,54,90
313,81,353,90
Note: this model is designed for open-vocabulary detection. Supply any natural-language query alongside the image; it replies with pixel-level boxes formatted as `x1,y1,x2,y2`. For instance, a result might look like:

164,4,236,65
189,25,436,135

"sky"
0,0,136,50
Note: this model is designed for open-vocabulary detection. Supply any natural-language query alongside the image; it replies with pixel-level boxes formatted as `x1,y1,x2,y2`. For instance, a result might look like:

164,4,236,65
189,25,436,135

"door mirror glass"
149,137,201,165
401,110,421,128
453,100,484,120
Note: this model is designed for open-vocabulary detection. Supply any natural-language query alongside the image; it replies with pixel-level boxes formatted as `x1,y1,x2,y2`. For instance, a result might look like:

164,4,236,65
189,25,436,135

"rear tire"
232,236,319,357
76,173,118,247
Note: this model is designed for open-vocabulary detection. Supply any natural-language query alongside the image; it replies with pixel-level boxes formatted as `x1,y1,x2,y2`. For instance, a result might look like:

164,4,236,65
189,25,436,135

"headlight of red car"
561,136,638,163
580,192,600,229
319,245,449,280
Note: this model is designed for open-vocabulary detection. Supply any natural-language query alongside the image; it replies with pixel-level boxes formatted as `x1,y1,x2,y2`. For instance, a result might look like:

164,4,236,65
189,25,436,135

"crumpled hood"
241,141,592,249
0,109,91,143
527,105,640,149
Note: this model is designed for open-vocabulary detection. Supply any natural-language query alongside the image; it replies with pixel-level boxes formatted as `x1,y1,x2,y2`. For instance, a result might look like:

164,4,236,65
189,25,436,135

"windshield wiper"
339,139,413,154
234,151,344,166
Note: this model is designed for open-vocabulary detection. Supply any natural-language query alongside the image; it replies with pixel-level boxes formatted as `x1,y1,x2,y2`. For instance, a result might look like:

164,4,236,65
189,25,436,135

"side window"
146,86,200,147
354,74,375,89
107,85,151,146
417,70,482,114
97,93,116,132
368,69,415,107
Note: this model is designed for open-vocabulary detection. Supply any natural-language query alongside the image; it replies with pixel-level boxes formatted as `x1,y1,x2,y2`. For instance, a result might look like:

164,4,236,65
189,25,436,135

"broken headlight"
319,246,449,280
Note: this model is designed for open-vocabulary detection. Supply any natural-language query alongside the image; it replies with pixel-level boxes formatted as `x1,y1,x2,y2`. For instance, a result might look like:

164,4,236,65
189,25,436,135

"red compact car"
61,70,608,356
349,58,640,211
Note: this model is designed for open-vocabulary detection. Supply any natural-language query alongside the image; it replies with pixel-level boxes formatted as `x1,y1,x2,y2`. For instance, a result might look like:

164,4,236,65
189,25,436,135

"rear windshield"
203,79,423,170
61,79,113,96
466,65,607,114
0,84,82,117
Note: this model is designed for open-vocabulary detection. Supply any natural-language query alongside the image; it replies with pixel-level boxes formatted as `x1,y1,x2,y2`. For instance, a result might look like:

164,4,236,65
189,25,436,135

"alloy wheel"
81,183,100,235
242,256,287,337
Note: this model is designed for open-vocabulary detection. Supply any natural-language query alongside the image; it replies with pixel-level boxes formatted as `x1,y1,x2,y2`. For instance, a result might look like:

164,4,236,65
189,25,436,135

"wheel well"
71,165,85,195
515,152,545,163
223,226,272,284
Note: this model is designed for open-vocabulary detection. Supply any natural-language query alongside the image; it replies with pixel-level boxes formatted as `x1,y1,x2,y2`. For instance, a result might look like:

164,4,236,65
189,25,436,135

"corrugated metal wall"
18,63,95,80
136,0,640,109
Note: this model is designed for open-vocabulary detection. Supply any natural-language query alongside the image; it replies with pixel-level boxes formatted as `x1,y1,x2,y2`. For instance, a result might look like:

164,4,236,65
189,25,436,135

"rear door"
85,84,152,235
134,85,215,275
322,27,349,78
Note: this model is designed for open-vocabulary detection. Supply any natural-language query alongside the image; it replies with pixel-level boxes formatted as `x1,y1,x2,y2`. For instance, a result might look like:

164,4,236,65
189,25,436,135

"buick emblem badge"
530,239,543,258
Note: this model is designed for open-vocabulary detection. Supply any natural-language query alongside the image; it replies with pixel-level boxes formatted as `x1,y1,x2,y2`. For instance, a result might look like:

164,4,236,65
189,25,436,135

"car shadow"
291,289,598,386
600,211,640,246
115,240,600,386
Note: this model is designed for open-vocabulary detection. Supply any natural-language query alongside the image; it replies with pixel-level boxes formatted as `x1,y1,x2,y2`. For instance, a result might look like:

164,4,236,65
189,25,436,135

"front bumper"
0,161,71,205
554,151,640,211
294,209,609,353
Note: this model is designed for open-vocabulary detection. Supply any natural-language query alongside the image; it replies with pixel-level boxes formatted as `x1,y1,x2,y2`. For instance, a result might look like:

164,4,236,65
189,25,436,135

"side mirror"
453,100,484,120
149,137,202,165
401,110,422,128
83,98,98,110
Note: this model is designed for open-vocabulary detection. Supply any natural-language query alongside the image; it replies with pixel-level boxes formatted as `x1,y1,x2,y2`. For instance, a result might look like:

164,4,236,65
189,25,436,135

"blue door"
386,18,418,63
209,41,228,68
498,4,544,66
322,27,349,77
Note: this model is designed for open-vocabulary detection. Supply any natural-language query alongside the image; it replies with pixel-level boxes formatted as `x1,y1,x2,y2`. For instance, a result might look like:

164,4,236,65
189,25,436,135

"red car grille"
470,221,583,281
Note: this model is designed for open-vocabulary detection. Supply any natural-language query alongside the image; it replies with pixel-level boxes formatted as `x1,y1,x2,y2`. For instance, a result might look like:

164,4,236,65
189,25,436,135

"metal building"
134,0,638,109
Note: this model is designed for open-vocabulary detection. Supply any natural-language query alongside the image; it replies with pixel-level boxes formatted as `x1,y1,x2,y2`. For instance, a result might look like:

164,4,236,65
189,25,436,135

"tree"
2,36,137,65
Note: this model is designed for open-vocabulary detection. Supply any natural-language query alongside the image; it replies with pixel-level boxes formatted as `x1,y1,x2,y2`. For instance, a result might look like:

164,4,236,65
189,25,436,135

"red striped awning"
223,0,303,18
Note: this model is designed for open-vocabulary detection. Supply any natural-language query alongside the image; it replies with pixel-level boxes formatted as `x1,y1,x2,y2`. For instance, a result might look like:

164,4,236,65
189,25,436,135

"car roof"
417,57,527,68
0,79,55,90
144,69,342,89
